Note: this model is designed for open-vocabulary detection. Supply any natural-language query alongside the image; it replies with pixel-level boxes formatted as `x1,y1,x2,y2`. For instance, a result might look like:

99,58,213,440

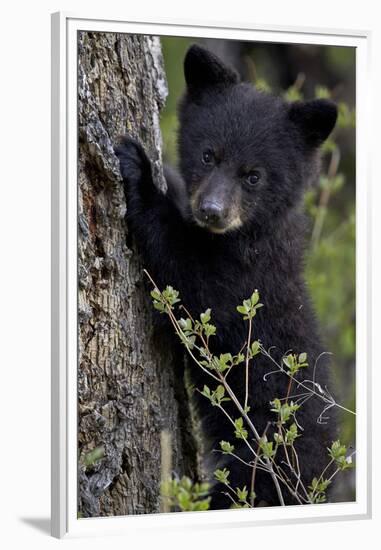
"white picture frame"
51,11,372,539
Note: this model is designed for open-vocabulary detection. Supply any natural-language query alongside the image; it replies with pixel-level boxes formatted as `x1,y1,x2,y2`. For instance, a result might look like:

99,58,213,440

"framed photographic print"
51,12,371,539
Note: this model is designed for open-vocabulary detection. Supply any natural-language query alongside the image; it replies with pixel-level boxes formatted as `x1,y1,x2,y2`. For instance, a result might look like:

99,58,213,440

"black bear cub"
115,44,338,508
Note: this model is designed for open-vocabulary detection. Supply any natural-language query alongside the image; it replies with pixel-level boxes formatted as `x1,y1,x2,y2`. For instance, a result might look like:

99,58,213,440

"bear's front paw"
114,135,151,186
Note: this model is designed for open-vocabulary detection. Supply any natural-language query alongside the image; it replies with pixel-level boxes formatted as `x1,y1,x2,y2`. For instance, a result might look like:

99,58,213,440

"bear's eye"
245,170,261,187
202,149,214,165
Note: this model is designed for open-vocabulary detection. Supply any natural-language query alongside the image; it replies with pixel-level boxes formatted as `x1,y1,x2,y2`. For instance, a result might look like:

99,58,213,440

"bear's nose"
199,200,226,224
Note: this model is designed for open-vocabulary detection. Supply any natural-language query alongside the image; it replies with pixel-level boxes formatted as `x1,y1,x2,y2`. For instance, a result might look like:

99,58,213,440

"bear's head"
178,44,337,235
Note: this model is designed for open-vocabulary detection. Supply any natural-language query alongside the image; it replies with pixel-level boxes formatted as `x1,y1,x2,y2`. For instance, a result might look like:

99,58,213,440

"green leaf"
233,353,245,365
328,440,347,460
315,85,331,99
259,438,276,459
282,354,294,369
214,468,230,485
193,499,211,511
235,417,243,429
201,385,211,398
250,290,260,306
153,301,166,313
178,490,190,510
285,423,300,444
321,137,338,154
328,440,354,470
255,78,271,93
200,308,211,325
179,333,196,349
270,400,300,424
179,317,192,331
150,289,161,300
337,102,356,128
282,353,308,375
215,385,225,400
243,299,251,309
298,352,307,364
236,486,248,502
213,353,233,372
308,476,332,504
234,417,248,440
220,440,235,454
162,285,180,307
271,398,281,411
204,323,216,337
160,475,211,512
284,86,304,102
251,341,260,356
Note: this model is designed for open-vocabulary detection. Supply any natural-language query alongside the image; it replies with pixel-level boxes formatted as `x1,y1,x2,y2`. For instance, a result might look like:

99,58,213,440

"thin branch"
244,317,253,412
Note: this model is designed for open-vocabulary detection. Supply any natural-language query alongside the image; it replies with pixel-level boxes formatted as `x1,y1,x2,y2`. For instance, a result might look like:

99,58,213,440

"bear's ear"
184,44,239,97
288,99,338,147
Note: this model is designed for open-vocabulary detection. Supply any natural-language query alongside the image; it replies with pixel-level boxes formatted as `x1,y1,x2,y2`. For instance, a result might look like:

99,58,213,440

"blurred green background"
160,37,356,501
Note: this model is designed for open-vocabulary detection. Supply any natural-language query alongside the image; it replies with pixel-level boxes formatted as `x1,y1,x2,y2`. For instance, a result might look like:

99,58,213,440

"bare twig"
244,317,253,412
311,147,341,248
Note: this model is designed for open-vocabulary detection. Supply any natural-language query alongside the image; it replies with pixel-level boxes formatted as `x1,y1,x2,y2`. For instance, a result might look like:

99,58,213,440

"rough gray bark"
77,31,196,518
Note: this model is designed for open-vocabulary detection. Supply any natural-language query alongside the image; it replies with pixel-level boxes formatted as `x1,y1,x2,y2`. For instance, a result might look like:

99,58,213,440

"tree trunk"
77,32,196,518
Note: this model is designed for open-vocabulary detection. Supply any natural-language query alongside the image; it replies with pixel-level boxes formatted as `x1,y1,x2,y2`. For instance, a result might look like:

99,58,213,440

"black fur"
115,44,338,509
